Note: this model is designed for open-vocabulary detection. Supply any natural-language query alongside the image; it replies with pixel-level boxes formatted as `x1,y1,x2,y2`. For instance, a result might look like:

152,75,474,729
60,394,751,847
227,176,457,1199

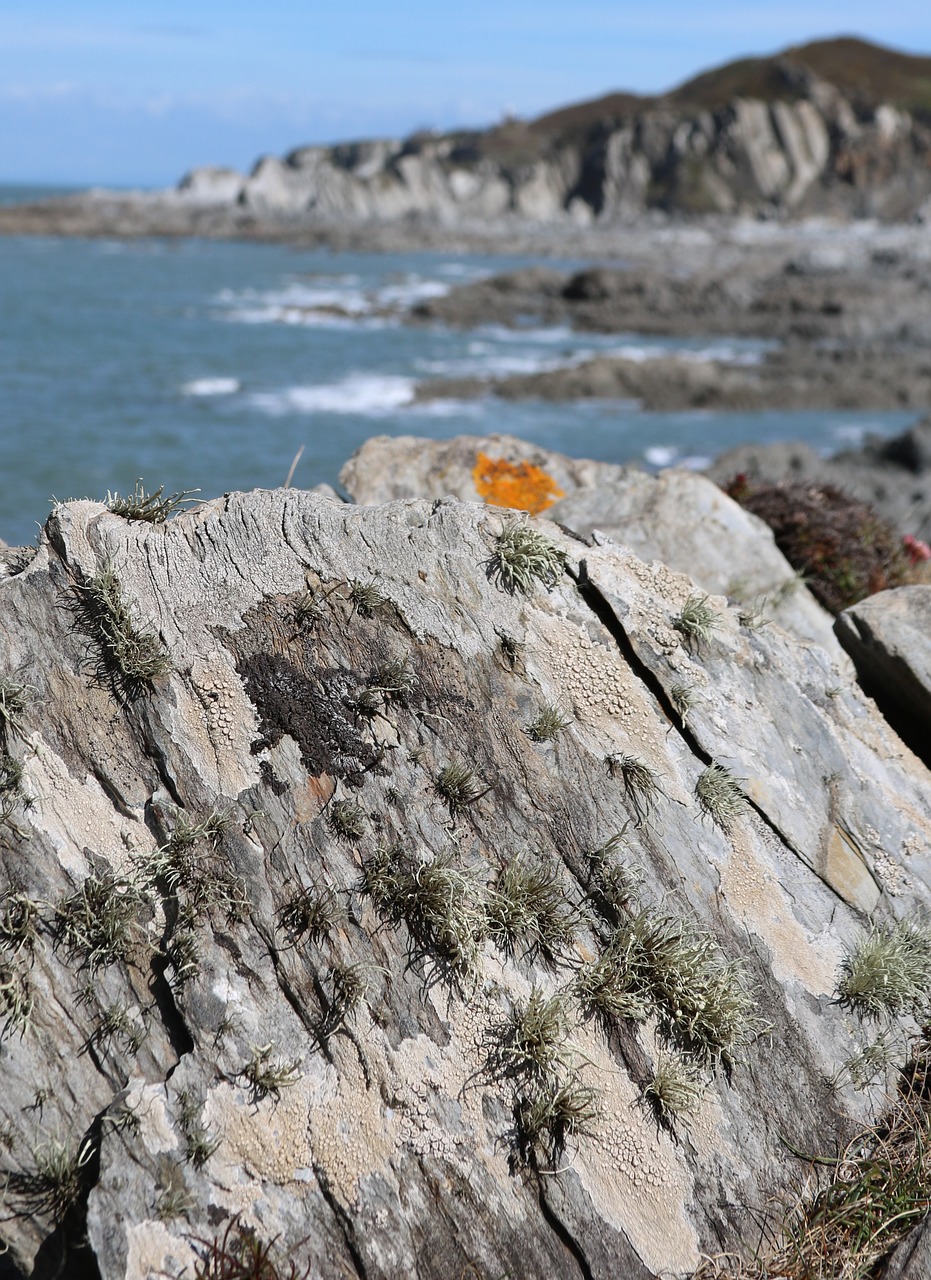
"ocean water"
0,210,919,546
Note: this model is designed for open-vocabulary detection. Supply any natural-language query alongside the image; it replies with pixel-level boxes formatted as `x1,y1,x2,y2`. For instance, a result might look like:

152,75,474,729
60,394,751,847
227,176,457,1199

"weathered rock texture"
835,586,931,751
340,433,842,653
0,487,929,1278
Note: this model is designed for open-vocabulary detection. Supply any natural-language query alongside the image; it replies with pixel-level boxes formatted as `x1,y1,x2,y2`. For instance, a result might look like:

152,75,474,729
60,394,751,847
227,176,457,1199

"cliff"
0,452,930,1278
174,37,931,224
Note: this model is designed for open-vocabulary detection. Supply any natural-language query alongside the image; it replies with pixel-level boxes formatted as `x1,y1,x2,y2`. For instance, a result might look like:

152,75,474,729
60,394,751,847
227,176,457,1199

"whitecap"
181,377,240,397
644,446,678,468
248,373,416,417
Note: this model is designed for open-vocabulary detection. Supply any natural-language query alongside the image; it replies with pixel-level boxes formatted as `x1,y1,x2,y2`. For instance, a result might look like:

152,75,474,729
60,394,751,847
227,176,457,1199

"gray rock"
835,586,931,745
340,433,843,654
0,486,929,1278
881,1219,931,1278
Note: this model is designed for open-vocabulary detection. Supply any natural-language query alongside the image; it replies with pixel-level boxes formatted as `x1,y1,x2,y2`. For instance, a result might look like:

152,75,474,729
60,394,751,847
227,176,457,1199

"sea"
0,184,919,547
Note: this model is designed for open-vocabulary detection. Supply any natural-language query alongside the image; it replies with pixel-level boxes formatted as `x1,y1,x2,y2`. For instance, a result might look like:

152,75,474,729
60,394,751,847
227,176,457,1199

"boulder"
0,487,929,1278
340,433,843,654
835,586,931,752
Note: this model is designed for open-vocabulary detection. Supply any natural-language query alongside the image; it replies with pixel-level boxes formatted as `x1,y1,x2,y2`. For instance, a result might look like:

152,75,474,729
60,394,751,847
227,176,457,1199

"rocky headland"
0,438,930,1277
2,37,931,244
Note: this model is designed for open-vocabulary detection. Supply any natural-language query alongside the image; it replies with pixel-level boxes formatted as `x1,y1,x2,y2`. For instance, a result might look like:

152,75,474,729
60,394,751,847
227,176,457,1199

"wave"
181,377,241,397
248,373,416,417
643,445,711,471
214,274,448,328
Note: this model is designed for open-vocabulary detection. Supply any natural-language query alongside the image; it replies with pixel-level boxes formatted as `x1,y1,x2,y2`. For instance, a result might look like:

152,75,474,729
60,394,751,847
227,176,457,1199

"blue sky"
3,2,931,187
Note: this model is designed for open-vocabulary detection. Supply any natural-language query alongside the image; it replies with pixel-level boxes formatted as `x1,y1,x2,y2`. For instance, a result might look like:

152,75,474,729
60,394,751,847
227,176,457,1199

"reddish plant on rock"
724,477,908,614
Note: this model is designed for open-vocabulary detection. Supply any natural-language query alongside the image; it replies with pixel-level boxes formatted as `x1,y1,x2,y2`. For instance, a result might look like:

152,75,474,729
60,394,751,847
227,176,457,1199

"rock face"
2,39,930,242
165,45,931,225
340,433,843,653
0,485,929,1278
835,586,931,752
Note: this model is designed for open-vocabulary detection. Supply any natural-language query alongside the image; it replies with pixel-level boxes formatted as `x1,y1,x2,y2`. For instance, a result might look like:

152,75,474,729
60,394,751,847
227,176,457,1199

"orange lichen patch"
472,452,565,515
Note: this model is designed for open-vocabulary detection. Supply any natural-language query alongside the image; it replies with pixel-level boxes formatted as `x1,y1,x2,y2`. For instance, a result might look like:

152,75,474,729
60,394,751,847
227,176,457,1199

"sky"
2,2,931,187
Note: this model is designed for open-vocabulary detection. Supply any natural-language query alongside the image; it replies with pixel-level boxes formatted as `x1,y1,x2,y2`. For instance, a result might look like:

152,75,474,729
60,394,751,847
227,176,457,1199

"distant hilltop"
175,37,931,223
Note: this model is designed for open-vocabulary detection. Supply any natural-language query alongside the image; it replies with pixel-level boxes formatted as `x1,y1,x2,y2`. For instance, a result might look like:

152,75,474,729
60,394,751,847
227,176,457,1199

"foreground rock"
341,433,842,652
1,486,929,1278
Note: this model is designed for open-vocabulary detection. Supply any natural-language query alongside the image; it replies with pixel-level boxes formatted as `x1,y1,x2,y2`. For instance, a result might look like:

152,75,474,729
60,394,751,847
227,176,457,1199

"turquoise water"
0,216,918,546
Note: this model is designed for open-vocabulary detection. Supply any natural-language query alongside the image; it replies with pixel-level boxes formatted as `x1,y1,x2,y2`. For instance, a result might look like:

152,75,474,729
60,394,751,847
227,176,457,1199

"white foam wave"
375,278,449,308
181,377,240,397
416,351,568,378
248,374,416,417
644,446,678,468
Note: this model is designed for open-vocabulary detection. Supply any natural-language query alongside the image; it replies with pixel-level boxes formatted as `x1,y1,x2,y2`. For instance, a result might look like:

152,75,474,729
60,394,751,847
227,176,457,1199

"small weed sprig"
105,480,199,524
144,808,246,920
585,844,641,926
155,1169,195,1222
836,919,931,1022
360,845,485,982
489,988,572,1083
515,1073,600,1165
487,855,578,962
0,890,41,956
526,704,572,742
241,1043,302,1103
615,909,767,1070
491,521,568,595
291,589,324,631
327,798,366,841
673,594,720,648
6,1136,95,1223
348,578,388,617
435,760,489,814
54,874,143,970
71,562,171,697
0,672,32,743
191,1218,313,1280
354,657,416,716
0,754,32,828
176,1091,221,1169
669,682,699,723
574,949,648,1030
642,1054,704,1125
0,958,34,1039
605,754,662,825
319,963,368,1036
831,1033,899,1092
87,1004,147,1056
277,884,343,946
695,764,749,832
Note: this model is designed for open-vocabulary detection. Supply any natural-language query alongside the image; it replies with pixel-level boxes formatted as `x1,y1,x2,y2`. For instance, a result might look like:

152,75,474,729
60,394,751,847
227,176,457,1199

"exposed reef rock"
0,483,929,1277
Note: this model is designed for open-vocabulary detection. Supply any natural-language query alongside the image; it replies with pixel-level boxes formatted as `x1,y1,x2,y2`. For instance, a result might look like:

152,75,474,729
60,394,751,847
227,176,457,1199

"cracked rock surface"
0,488,929,1279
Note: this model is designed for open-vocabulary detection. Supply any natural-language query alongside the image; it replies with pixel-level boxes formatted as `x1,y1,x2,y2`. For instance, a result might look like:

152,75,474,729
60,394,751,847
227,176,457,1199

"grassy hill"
526,36,931,145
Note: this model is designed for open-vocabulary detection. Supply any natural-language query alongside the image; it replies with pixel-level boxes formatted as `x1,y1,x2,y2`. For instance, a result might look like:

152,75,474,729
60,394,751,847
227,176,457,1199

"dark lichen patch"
238,652,382,782
259,761,289,796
